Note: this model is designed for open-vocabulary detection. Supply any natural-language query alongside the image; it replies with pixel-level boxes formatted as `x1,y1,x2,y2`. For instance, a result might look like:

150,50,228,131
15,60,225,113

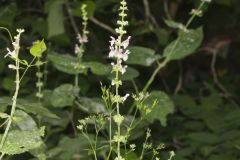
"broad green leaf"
154,28,169,45
57,135,92,159
127,46,161,66
2,77,15,91
0,97,11,112
0,4,16,27
48,52,86,75
164,19,186,30
0,97,58,119
86,62,111,75
51,84,79,108
163,27,203,60
144,91,174,126
14,110,38,131
172,95,203,119
17,99,59,119
108,67,139,81
47,0,65,38
30,40,47,57
188,132,220,144
0,127,45,155
76,97,107,113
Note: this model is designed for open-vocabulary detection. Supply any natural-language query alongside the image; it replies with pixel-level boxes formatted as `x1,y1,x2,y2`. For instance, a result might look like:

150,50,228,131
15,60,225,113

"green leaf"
76,97,107,113
48,52,86,75
57,135,92,159
154,28,169,45
144,91,175,126
0,97,11,112
0,4,17,27
17,99,59,119
51,84,79,108
108,67,139,81
164,19,185,30
14,110,39,131
172,95,203,119
30,40,47,57
127,46,161,66
0,97,58,119
0,128,45,155
188,132,220,144
47,0,65,38
86,62,111,75
163,27,203,60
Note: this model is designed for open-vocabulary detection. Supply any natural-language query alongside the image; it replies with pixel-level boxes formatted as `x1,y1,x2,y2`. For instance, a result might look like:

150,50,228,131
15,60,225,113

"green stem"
116,59,121,158
19,57,36,83
0,53,20,159
0,27,13,42
139,133,149,160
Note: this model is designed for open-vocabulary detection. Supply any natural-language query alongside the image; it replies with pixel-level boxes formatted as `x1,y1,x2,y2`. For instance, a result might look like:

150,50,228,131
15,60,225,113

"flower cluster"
5,29,24,69
75,4,89,57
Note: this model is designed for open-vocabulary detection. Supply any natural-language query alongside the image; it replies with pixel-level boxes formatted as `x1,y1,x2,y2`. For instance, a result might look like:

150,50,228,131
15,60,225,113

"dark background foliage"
0,0,240,159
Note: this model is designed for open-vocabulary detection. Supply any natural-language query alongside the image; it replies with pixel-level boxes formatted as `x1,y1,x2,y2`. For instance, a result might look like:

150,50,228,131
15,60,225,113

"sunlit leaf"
51,84,79,108
0,127,45,155
48,52,86,75
163,27,203,60
30,40,47,57
127,46,161,66
86,62,111,75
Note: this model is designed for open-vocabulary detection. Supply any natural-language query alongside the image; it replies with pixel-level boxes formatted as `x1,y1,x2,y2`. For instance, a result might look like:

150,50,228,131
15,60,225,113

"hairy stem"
0,53,20,159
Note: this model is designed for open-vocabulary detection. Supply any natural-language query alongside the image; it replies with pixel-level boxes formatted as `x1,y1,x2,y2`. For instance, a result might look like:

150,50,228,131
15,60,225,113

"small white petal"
8,64,17,70
122,93,130,102
122,36,131,49
110,36,116,46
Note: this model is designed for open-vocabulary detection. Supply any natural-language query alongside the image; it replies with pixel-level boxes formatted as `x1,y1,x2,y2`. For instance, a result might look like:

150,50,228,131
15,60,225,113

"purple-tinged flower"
122,36,131,49
110,36,116,46
122,50,130,61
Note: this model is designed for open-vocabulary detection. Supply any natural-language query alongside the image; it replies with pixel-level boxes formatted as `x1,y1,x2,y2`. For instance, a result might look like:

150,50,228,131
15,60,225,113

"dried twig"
90,17,115,34
142,0,159,27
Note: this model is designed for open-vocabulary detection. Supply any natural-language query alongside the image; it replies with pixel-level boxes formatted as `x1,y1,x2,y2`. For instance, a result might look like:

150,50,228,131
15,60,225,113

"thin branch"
209,49,239,107
65,3,80,36
142,0,159,27
174,61,183,94
90,17,115,34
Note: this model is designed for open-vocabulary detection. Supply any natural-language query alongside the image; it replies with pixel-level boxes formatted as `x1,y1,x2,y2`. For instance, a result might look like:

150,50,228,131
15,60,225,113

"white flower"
120,65,127,74
16,28,25,33
109,46,116,58
110,36,116,46
122,50,130,61
122,93,129,102
4,48,16,58
75,44,80,54
114,156,125,160
122,36,131,49
8,64,17,70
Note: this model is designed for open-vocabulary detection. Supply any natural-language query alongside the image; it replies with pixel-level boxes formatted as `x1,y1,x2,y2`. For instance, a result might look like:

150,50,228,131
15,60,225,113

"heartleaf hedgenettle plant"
0,29,46,159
